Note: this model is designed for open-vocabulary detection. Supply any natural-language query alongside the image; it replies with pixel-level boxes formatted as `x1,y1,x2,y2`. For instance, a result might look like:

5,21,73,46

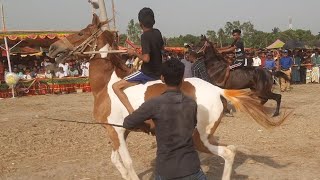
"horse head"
194,35,224,63
48,14,115,64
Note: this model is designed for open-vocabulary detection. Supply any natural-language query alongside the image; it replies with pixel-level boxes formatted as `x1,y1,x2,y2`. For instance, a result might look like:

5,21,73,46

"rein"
197,41,210,54
40,116,125,128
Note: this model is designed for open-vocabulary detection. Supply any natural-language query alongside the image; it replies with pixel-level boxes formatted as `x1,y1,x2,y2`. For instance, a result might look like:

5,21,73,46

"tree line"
120,19,320,48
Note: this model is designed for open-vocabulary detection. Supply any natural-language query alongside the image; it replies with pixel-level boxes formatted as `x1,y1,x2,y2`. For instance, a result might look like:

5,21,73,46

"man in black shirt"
219,29,245,69
123,59,206,180
113,7,164,114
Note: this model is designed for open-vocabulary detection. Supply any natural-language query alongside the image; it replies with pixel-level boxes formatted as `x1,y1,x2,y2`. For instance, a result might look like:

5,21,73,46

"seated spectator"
23,69,32,80
55,67,65,78
45,70,53,79
81,60,90,77
36,68,46,79
69,67,79,77
13,67,24,79
30,67,38,78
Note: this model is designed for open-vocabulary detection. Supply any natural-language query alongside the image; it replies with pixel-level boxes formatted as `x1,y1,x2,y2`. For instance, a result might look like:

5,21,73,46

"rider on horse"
219,29,245,68
112,7,164,114
217,29,245,86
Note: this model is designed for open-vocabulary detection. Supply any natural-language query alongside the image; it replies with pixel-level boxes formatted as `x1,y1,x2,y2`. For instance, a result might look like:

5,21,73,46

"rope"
40,116,125,128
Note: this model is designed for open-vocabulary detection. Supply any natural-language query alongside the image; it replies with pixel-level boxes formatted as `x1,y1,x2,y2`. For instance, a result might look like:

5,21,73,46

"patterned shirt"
191,59,210,82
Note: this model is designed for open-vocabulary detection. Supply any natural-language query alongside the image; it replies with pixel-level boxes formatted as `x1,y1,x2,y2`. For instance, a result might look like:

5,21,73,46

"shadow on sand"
138,150,290,180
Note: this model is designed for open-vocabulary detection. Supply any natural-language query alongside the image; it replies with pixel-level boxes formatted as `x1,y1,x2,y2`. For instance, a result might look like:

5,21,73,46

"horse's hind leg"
221,96,233,116
194,114,236,180
268,92,281,117
194,129,236,180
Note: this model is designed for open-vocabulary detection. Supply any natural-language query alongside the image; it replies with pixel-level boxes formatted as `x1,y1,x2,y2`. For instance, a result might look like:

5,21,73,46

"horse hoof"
224,112,234,117
273,112,280,117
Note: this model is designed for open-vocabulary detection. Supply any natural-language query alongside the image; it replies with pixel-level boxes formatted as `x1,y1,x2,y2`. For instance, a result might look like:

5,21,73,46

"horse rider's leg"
116,128,140,180
112,80,138,114
103,125,130,180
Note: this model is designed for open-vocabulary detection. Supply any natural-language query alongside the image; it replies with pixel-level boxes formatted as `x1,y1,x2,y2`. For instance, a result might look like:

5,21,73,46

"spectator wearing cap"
279,50,293,92
264,53,276,71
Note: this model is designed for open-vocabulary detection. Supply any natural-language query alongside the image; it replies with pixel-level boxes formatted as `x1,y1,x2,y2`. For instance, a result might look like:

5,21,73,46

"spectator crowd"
0,54,90,82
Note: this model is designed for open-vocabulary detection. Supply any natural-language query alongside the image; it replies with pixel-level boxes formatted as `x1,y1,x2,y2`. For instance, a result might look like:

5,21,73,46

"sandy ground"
0,84,320,180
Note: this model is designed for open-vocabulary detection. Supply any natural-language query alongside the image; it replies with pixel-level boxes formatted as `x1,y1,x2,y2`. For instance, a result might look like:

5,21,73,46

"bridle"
61,27,104,60
197,40,210,54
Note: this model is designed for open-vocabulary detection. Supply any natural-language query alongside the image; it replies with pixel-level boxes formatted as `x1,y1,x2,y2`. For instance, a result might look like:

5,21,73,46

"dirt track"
1,84,320,180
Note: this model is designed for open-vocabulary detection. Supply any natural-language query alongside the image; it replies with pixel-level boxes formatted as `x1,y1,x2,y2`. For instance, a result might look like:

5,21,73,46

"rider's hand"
127,49,136,56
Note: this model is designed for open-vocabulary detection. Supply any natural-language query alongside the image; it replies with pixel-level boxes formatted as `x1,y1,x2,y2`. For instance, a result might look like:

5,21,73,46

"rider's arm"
218,46,236,54
136,52,150,63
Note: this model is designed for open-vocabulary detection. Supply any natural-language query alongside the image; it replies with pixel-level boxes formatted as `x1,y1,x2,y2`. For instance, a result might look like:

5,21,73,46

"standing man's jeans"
155,169,207,180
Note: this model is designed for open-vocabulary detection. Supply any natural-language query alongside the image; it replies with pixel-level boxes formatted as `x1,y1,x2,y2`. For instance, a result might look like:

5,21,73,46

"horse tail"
273,71,290,81
221,89,290,129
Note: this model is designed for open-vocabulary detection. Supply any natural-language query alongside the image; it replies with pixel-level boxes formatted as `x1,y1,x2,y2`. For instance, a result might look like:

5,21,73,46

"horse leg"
260,98,268,105
194,114,236,180
116,128,140,180
194,129,236,180
267,92,282,117
221,96,232,116
104,125,130,180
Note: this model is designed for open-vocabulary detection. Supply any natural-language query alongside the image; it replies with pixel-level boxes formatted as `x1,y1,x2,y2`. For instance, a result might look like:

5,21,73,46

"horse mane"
100,30,131,79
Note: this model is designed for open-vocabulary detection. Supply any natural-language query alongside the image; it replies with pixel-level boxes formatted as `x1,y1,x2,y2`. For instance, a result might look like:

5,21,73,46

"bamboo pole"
1,4,15,98
111,0,116,31
97,0,109,30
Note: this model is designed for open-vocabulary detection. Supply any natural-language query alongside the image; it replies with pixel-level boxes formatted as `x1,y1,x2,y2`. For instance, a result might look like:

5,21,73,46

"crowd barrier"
0,77,91,98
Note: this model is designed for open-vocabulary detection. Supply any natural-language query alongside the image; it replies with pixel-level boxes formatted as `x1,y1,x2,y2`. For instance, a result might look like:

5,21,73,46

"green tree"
217,28,229,47
127,19,141,44
272,27,280,34
206,30,217,43
224,21,241,36
118,34,127,46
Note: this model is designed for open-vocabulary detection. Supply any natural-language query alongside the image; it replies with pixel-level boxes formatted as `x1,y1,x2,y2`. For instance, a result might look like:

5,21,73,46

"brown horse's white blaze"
48,14,289,180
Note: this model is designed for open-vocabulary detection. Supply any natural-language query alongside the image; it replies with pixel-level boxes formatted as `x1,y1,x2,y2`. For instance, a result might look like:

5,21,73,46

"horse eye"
78,32,84,36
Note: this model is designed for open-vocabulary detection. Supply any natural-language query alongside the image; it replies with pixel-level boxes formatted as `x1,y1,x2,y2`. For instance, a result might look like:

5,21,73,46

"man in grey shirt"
123,59,206,180
181,52,193,78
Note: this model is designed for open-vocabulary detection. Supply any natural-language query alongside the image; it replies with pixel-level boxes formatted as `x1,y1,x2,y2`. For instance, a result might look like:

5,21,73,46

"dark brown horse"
196,35,290,116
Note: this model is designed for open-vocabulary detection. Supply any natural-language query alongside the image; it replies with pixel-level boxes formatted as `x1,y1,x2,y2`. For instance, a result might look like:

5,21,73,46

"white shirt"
59,63,69,76
81,62,90,77
252,56,261,67
55,71,65,78
23,74,32,80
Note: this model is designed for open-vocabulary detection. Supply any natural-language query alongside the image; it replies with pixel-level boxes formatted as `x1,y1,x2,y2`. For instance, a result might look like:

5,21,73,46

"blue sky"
3,0,319,37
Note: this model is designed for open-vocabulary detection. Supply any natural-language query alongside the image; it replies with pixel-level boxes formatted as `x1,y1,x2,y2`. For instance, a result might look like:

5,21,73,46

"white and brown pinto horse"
48,14,287,180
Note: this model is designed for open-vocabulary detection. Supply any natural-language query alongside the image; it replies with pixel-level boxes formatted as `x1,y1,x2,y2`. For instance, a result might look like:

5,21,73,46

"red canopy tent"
0,31,76,51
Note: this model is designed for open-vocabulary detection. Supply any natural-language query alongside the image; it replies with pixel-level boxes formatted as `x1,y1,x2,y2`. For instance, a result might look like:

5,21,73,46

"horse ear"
92,13,100,26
